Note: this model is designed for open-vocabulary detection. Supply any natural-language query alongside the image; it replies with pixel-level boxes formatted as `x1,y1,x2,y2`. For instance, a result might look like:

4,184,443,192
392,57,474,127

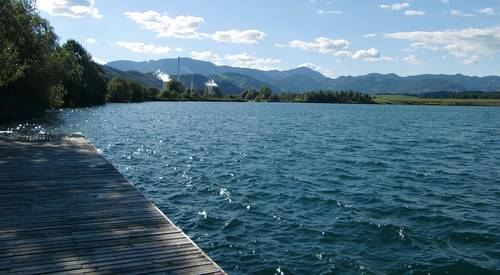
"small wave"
402,259,497,274
222,218,244,232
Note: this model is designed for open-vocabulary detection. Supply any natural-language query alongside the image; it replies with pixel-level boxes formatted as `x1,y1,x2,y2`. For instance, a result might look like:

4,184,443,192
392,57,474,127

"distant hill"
104,58,500,94
211,72,279,92
101,65,265,95
101,65,162,88
326,74,466,93
105,58,325,93
177,74,243,95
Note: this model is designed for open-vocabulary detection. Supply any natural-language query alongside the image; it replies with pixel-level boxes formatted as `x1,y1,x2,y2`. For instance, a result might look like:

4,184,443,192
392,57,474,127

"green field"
374,95,500,106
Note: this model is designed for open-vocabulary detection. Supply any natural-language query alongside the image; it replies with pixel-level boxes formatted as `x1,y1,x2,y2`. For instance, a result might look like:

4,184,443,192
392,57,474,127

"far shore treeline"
107,77,374,105
0,0,372,120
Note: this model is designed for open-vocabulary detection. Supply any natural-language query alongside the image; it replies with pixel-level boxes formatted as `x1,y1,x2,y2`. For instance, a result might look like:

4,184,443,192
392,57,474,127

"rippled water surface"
4,102,500,274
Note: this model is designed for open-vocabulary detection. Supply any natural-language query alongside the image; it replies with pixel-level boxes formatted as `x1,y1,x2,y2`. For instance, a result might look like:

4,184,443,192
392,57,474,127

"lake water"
4,102,500,274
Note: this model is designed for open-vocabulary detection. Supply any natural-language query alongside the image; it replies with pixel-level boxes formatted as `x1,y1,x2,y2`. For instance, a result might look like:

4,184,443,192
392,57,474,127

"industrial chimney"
177,57,180,81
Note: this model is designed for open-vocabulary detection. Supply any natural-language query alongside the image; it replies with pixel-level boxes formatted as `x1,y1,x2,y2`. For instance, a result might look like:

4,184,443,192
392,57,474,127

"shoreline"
2,97,499,123
373,95,500,106
153,98,500,107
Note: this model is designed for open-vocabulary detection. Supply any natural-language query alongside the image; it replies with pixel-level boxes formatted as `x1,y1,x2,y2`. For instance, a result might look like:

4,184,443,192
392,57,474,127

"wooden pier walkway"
0,133,225,275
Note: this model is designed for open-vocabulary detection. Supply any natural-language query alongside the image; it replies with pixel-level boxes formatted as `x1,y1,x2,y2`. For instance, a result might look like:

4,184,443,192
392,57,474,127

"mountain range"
103,58,500,94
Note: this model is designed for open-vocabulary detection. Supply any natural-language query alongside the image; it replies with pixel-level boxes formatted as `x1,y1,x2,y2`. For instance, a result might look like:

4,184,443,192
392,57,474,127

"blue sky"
36,0,500,77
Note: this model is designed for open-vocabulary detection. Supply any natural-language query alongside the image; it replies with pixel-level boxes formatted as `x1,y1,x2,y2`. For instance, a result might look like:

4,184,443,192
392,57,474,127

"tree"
297,90,373,104
257,86,272,101
269,94,280,102
158,90,171,100
189,89,200,99
129,81,145,102
179,91,190,100
57,40,107,107
0,0,59,118
0,0,57,88
244,89,258,100
106,77,156,103
106,78,130,103
212,86,222,98
166,79,185,94
170,90,179,100
146,87,160,101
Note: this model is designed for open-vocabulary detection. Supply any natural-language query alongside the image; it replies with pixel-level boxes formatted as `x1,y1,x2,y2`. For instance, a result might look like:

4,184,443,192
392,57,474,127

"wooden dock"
0,133,225,275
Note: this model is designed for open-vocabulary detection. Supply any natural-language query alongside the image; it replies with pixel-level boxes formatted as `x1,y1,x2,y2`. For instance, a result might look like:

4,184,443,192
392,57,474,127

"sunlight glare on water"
4,102,500,274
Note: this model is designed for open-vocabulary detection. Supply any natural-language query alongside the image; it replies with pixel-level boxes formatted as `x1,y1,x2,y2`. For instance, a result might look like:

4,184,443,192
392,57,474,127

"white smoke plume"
155,70,170,82
205,79,218,87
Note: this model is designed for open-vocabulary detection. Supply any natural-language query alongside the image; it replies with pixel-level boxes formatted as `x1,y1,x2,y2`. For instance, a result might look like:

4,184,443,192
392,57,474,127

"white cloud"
352,48,393,62
92,57,106,64
408,42,440,51
288,37,350,54
316,9,343,15
334,50,353,57
224,53,281,70
85,37,97,44
116,41,180,55
385,26,500,64
404,10,425,16
379,3,410,11
37,0,102,19
274,43,287,48
448,9,476,17
212,30,266,44
403,54,424,64
124,11,205,39
380,3,421,16
364,33,377,38
299,63,335,77
287,37,393,62
464,54,480,64
477,8,495,15
441,0,449,4
448,8,495,17
124,10,266,44
190,51,222,64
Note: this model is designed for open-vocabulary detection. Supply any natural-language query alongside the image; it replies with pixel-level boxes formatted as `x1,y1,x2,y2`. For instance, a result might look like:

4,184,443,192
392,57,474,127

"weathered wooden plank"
0,227,182,252
0,215,168,236
0,185,131,195
7,236,198,273
6,243,198,270
1,233,190,260
0,201,156,219
1,239,196,268
0,199,152,215
0,190,143,203
0,194,148,207
0,172,125,182
0,133,225,274
10,250,206,274
0,216,175,246
0,205,158,225
83,255,213,274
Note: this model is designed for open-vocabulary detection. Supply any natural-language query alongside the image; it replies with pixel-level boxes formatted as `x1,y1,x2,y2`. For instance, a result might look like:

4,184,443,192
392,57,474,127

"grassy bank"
374,95,500,106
